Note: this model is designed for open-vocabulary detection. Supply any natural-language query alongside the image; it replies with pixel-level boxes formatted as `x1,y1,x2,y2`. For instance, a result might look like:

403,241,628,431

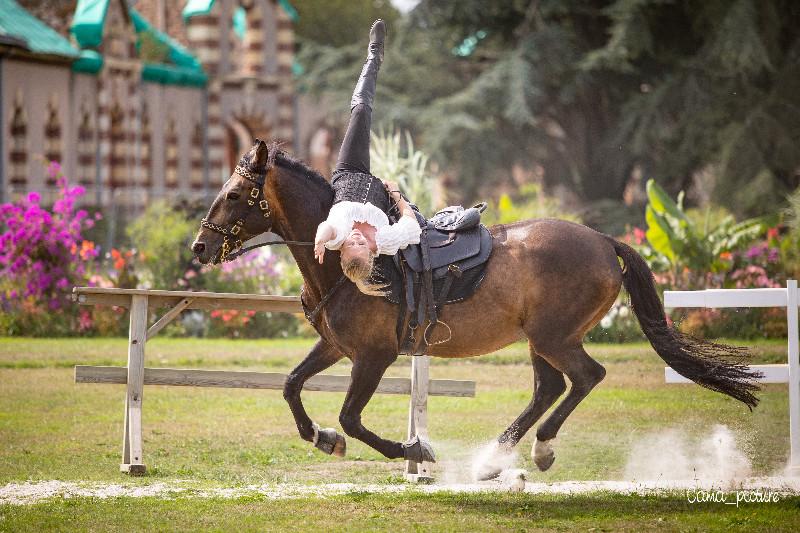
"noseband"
201,154,272,262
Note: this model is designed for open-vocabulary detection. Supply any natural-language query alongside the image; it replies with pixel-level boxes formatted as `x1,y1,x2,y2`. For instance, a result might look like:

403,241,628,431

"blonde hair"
341,252,387,296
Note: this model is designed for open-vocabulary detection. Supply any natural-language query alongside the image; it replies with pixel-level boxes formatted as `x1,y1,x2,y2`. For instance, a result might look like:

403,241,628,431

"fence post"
121,294,147,474
788,280,800,475
405,355,433,482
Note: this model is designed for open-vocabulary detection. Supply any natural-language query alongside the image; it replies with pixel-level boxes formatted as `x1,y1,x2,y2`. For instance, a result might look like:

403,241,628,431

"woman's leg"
335,20,386,175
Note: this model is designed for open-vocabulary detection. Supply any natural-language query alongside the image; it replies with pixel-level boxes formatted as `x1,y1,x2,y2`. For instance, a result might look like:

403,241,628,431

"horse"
191,139,760,479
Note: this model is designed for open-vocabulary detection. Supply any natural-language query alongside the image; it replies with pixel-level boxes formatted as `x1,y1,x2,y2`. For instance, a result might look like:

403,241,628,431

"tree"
298,0,800,222
293,0,400,47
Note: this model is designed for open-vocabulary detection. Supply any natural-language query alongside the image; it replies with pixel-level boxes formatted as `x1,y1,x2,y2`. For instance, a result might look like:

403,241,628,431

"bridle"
200,154,273,262
199,145,342,329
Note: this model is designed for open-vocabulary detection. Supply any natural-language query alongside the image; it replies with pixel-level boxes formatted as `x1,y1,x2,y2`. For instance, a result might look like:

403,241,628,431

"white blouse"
323,201,421,255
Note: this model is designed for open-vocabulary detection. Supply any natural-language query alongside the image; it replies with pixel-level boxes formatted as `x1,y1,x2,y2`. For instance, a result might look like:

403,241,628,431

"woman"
313,20,421,295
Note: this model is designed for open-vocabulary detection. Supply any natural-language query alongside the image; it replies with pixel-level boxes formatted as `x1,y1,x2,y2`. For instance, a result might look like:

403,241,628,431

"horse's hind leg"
283,339,346,456
499,351,567,447
475,347,566,480
532,343,606,471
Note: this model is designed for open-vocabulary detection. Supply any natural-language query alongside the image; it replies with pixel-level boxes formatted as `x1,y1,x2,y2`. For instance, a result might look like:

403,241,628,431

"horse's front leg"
283,339,346,456
338,351,436,463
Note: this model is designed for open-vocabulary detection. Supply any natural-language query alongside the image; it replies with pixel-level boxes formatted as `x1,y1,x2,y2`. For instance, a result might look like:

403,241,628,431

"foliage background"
298,0,800,226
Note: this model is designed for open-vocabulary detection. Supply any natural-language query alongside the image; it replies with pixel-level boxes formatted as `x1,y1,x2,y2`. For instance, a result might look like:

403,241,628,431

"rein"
222,238,314,262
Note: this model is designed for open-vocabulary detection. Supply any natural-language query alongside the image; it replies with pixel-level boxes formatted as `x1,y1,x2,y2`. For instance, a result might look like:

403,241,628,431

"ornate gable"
101,0,136,60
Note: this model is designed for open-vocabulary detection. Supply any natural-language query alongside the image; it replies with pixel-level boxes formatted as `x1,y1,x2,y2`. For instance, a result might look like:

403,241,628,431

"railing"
72,287,476,481
663,280,799,475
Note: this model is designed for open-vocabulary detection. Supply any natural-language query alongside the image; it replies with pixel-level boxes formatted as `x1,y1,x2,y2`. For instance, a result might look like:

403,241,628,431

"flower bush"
589,181,792,342
0,163,99,335
199,247,308,338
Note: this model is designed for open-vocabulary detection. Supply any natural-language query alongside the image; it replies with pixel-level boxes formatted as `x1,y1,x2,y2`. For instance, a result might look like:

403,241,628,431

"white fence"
663,280,800,475
73,287,476,481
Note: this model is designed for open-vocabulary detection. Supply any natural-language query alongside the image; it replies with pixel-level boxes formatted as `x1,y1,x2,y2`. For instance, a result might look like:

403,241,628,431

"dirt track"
2,477,799,505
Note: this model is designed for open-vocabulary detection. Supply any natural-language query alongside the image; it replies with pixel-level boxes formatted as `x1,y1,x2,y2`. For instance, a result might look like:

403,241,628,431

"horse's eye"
227,191,240,201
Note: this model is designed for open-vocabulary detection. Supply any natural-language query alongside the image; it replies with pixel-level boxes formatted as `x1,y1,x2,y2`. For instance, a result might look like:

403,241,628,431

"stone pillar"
186,6,225,184
274,2,294,147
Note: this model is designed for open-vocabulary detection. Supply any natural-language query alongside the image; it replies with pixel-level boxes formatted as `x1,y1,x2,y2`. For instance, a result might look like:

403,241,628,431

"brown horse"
192,140,760,479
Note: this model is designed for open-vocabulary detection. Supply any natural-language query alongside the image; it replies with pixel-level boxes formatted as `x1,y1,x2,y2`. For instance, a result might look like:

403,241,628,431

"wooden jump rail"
72,287,476,482
663,279,800,476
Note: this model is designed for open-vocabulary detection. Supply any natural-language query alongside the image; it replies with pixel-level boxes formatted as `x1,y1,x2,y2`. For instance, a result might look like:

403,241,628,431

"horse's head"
191,139,275,264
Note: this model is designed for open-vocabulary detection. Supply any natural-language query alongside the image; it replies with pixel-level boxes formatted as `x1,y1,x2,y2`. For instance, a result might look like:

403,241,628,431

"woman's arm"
314,222,336,264
384,181,415,220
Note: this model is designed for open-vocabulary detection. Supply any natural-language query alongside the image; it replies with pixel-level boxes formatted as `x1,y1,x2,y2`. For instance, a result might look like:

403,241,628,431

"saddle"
376,203,493,356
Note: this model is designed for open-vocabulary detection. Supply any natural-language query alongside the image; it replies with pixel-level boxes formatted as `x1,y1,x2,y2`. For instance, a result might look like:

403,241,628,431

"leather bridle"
201,154,272,263
199,147,340,330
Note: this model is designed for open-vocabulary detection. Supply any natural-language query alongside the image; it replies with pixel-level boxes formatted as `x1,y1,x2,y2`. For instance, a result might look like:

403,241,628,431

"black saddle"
375,203,493,356
401,204,490,277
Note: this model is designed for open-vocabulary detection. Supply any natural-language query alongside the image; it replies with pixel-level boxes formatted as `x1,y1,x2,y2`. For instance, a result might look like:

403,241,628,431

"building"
0,0,297,209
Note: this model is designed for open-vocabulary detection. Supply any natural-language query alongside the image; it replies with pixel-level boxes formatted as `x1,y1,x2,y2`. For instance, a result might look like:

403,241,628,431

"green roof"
183,0,298,22
130,9,202,71
0,0,79,58
141,63,207,87
72,49,103,73
232,6,246,39
68,1,207,86
71,0,110,49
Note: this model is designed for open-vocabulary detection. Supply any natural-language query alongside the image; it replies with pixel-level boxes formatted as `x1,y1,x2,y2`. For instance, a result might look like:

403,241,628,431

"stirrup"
424,319,452,346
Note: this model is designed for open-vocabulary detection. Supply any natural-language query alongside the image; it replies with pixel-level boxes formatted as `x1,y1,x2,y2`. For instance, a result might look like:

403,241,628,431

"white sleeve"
323,203,354,250
375,215,422,255
323,202,390,250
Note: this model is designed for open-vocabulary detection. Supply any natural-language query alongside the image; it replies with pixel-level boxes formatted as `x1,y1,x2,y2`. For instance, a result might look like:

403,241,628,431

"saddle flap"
432,225,492,278
401,225,483,272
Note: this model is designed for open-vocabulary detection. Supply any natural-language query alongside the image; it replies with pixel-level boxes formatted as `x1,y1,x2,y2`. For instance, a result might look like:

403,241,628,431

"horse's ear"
250,139,268,167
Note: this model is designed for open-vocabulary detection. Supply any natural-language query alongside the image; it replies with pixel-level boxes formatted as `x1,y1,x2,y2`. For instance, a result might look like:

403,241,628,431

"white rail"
663,280,799,475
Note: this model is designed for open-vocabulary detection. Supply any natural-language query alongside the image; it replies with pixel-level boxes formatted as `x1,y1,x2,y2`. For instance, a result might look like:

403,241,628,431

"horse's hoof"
403,435,436,463
314,426,345,456
533,439,555,471
471,441,516,482
474,466,503,481
332,433,347,457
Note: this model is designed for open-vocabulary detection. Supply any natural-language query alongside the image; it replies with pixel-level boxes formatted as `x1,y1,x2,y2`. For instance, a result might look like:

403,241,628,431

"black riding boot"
350,19,386,110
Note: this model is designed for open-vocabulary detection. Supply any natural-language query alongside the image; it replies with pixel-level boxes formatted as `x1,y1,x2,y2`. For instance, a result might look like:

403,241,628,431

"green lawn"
3,492,799,532
0,337,796,531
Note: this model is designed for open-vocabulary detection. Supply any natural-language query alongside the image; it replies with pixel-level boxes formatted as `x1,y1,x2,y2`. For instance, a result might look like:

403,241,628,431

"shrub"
199,247,306,338
370,129,440,215
0,163,99,335
643,179,767,289
482,183,580,226
126,200,195,290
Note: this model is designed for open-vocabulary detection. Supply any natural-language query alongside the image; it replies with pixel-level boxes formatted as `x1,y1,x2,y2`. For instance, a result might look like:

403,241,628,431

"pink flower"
47,160,62,177
78,309,93,331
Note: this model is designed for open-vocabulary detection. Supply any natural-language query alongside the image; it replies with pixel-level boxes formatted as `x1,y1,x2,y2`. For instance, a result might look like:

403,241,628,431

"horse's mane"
271,142,333,194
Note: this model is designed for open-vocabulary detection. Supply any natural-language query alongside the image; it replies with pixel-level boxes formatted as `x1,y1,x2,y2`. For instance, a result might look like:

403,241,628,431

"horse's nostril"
192,241,205,255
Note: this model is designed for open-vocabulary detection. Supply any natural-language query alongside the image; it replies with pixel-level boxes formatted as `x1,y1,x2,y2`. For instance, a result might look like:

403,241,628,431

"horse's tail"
610,238,761,409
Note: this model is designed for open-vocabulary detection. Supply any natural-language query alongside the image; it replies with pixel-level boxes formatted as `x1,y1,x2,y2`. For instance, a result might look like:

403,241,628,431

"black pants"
334,103,372,175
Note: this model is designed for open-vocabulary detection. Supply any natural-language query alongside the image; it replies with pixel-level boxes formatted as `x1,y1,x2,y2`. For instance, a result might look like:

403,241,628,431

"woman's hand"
314,223,334,264
384,181,402,201
314,240,326,264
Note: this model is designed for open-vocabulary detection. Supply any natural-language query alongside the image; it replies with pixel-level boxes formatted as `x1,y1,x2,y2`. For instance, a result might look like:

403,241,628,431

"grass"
0,336,796,530
3,492,800,532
